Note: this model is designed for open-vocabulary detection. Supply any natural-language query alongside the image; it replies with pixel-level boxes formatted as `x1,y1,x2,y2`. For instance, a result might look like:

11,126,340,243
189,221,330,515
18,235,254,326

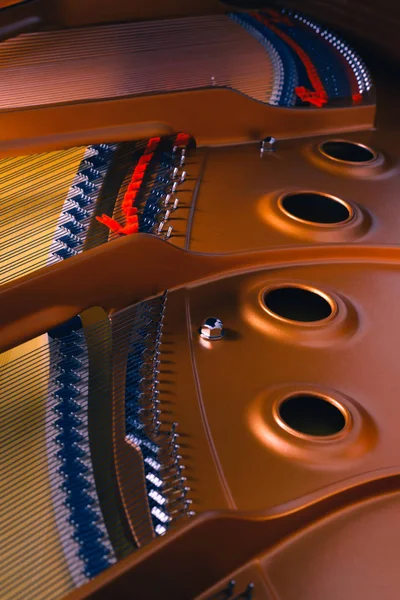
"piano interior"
0,1,399,599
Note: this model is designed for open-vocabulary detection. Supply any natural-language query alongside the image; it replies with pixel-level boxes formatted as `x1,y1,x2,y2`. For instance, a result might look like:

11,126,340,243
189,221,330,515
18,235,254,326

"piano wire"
0,143,115,208
0,54,273,107
0,347,159,423
0,17,267,64
1,311,167,442
0,326,175,596
0,139,144,206
1,462,171,568
0,15,276,109
0,309,162,402
0,168,100,223
0,142,172,283
0,221,156,284
0,16,250,62
0,150,87,195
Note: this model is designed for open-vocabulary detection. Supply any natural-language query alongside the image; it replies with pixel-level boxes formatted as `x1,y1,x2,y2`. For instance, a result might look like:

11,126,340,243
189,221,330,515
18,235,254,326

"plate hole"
320,140,376,164
281,192,351,225
263,286,333,322
278,394,346,437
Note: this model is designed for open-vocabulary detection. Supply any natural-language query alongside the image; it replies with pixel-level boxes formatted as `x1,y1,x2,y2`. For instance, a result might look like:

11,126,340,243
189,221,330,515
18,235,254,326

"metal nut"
260,136,277,154
199,317,224,341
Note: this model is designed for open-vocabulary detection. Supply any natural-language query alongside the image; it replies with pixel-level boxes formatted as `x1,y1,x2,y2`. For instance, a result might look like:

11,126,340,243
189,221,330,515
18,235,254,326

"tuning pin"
164,210,171,221
153,420,162,435
169,499,192,515
157,221,165,235
172,510,195,521
168,491,189,507
150,386,160,398
168,428,179,441
171,198,179,211
167,436,179,450
164,226,173,240
170,485,190,497
172,166,179,179
180,170,186,183
170,443,181,456
168,424,179,442
243,583,255,599
225,580,236,598
171,181,178,193
162,443,178,459
163,194,172,207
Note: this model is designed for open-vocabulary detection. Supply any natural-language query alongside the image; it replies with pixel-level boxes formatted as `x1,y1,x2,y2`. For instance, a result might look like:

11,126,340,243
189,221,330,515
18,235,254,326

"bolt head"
199,317,224,341
260,136,277,152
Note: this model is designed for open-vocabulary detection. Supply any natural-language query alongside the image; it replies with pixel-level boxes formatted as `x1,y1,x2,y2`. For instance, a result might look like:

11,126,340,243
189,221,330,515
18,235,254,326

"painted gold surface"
0,90,375,157
0,0,25,7
188,130,399,253
187,262,398,511
0,10,398,599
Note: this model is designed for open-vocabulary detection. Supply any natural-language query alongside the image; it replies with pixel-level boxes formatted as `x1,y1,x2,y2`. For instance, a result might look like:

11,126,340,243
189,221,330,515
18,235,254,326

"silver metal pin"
164,226,173,240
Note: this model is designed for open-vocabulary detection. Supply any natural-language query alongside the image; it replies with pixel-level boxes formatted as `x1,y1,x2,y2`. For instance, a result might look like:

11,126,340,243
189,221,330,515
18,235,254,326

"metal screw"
199,317,224,341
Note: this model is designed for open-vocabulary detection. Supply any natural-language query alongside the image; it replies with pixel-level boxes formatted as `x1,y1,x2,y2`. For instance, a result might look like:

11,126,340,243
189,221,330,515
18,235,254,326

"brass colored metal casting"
0,2,399,600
